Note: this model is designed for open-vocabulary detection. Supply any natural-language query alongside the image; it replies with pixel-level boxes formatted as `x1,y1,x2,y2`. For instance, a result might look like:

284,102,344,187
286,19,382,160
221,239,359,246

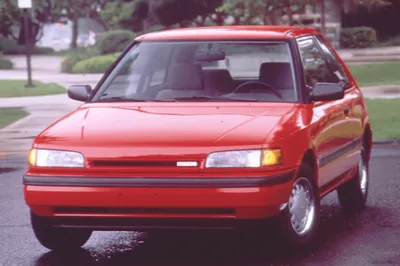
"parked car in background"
24,26,372,251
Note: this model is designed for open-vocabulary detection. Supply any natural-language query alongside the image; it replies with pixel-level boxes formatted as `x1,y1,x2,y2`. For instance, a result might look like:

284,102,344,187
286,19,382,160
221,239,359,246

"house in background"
36,18,106,51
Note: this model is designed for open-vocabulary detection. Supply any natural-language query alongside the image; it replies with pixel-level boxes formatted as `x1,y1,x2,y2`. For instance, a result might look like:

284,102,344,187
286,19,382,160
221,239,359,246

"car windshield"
91,41,298,103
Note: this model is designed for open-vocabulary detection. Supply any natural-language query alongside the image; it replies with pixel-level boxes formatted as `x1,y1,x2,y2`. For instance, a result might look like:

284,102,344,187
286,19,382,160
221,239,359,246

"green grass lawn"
348,62,400,87
365,98,400,140
0,80,66,98
0,107,29,129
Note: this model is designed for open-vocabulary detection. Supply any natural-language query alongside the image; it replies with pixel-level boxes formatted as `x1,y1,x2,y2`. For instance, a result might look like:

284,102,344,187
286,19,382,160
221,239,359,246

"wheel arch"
363,123,373,162
299,148,319,184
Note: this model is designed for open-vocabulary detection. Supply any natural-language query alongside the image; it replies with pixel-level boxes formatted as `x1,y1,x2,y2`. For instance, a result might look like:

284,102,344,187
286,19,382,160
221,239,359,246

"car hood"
35,103,296,153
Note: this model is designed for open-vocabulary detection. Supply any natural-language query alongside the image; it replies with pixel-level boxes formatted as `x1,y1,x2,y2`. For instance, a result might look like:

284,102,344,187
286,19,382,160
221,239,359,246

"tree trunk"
215,13,224,26
233,15,241,25
70,16,79,49
179,20,191,28
286,1,294,25
269,11,278,25
263,14,271,25
320,0,326,35
142,19,150,33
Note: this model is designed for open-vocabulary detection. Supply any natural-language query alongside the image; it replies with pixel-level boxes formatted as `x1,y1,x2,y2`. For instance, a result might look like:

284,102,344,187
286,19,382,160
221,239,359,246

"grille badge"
176,161,198,167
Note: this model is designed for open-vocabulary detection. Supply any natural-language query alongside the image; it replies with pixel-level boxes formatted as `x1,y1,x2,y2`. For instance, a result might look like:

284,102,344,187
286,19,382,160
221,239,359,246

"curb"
0,112,33,132
0,151,28,157
373,140,400,145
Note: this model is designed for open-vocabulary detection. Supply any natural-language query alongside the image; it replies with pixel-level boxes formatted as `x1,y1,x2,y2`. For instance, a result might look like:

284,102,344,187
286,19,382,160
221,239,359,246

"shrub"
61,46,100,73
33,46,55,54
72,53,121,74
340,27,377,49
0,57,13,69
96,30,137,55
375,35,400,47
0,37,18,54
0,37,54,54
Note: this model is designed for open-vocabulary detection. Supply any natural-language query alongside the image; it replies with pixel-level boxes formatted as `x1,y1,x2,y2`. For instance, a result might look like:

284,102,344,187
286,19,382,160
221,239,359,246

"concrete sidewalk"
0,70,101,89
0,94,82,156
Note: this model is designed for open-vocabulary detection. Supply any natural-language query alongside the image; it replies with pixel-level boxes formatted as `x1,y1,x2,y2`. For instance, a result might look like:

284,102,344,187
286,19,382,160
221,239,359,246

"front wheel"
337,148,369,211
31,211,92,251
278,163,320,250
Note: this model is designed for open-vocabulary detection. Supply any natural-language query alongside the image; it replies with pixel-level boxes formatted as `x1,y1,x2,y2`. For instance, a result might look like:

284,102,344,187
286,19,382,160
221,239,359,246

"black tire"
337,147,369,211
278,163,320,250
30,211,92,251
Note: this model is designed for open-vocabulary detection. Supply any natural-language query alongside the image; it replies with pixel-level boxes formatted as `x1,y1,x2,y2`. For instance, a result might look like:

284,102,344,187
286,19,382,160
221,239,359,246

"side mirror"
67,85,92,102
309,83,344,102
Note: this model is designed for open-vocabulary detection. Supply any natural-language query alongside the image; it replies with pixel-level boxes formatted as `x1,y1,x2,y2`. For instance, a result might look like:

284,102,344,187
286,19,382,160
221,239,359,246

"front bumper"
24,170,295,230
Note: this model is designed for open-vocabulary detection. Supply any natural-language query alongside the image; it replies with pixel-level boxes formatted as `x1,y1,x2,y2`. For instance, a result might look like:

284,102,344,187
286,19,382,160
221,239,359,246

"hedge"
340,27,377,49
96,30,137,55
0,57,13,69
72,53,121,74
61,47,101,73
0,37,54,55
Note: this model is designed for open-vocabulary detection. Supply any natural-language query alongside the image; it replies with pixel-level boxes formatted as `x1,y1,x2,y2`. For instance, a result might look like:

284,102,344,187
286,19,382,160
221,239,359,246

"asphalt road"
0,145,399,266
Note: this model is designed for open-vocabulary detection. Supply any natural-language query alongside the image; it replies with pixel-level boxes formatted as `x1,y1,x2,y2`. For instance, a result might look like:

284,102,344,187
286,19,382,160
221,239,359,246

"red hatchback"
24,26,372,251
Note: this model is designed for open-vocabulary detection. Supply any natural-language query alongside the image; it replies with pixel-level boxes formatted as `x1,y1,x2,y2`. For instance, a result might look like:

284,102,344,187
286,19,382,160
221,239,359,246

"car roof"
136,26,319,41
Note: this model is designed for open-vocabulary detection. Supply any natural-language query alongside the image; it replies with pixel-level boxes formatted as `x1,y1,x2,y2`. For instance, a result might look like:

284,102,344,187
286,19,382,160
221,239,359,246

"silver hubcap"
359,158,368,196
288,177,316,236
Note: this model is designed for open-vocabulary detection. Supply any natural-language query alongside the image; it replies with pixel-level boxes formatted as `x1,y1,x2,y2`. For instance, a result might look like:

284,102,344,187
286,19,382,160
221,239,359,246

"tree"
0,0,50,40
0,0,21,39
215,0,316,26
100,0,161,33
153,0,223,27
215,0,391,31
101,0,224,32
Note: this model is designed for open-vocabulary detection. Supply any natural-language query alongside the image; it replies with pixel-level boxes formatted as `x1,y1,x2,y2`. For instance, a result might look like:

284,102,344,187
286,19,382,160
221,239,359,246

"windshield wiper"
95,96,260,103
171,96,259,102
96,96,149,102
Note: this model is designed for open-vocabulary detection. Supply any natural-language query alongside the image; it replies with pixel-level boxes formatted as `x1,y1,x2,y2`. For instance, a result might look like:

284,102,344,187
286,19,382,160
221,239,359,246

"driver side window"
296,37,336,92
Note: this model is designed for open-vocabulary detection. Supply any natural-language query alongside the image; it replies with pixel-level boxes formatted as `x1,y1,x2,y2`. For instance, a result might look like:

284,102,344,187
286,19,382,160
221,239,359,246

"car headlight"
28,148,85,168
205,149,282,168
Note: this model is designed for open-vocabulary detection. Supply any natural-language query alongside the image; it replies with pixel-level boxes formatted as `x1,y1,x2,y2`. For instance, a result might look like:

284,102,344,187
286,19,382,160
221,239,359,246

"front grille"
90,160,178,167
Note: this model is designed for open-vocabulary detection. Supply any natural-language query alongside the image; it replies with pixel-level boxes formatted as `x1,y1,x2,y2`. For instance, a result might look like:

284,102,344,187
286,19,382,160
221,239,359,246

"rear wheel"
337,147,369,211
278,163,320,250
30,211,92,251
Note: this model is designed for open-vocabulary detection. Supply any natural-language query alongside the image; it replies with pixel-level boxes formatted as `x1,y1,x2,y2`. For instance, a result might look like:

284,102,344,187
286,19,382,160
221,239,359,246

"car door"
296,36,352,190
314,35,363,175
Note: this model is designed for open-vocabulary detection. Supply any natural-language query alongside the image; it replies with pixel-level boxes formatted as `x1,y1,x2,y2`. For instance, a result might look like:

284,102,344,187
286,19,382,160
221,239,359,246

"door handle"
343,106,350,116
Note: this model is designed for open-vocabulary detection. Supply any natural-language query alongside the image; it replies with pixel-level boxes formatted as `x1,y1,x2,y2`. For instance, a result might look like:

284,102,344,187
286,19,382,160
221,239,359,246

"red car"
24,26,372,251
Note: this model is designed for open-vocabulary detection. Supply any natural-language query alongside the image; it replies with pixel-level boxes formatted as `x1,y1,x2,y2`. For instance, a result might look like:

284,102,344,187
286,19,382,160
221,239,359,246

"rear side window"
314,35,350,86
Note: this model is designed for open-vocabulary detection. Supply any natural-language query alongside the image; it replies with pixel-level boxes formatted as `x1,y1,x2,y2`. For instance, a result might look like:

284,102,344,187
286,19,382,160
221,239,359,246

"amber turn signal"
28,148,37,166
261,149,283,166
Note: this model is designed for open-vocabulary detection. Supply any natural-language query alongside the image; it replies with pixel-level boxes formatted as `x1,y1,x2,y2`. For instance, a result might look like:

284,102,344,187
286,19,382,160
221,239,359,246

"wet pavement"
0,145,399,266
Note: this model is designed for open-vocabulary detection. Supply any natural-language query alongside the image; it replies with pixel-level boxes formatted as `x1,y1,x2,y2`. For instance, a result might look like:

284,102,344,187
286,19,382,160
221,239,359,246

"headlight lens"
205,149,282,168
28,149,85,168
